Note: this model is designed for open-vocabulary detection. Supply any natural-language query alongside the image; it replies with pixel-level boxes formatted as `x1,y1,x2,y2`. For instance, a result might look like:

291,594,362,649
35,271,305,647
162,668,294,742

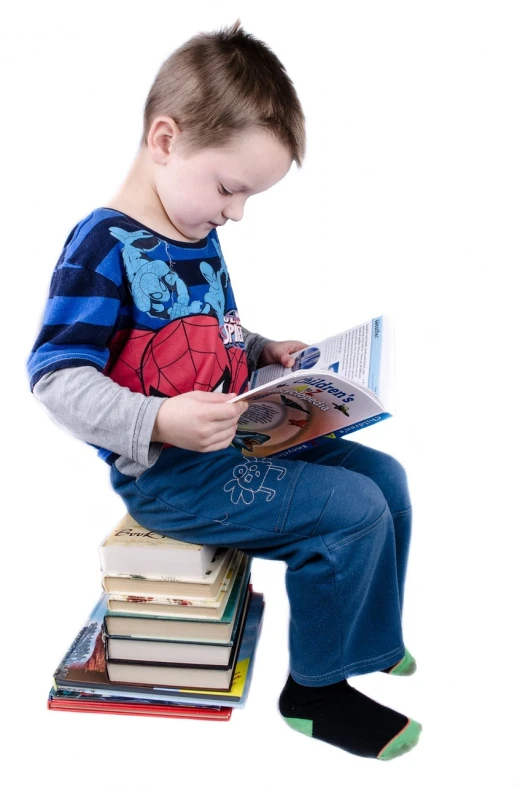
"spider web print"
227,345,249,392
107,315,249,397
142,318,231,395
105,327,154,394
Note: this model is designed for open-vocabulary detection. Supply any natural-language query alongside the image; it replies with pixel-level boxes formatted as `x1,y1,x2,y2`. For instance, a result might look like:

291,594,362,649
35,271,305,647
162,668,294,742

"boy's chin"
174,225,210,242
188,221,217,240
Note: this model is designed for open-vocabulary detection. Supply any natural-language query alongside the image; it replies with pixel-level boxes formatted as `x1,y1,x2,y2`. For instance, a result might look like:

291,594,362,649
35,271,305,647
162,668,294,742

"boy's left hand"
257,340,309,369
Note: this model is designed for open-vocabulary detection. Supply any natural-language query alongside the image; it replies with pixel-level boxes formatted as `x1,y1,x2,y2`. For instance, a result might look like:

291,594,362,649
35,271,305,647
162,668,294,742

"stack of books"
49,514,264,721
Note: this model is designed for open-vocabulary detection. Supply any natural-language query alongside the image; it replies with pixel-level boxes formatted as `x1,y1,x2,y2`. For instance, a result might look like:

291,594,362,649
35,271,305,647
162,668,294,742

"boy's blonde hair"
142,20,306,166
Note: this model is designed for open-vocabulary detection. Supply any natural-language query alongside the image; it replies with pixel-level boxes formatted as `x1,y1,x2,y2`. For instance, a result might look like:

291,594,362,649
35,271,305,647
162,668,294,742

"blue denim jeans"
110,439,412,686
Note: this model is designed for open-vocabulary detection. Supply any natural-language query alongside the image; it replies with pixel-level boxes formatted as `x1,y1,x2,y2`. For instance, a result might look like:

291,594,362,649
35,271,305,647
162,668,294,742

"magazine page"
249,316,388,396
231,372,387,459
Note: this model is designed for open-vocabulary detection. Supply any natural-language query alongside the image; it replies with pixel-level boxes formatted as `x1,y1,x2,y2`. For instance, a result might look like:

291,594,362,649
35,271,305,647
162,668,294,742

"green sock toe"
377,719,422,760
387,647,417,676
283,716,313,736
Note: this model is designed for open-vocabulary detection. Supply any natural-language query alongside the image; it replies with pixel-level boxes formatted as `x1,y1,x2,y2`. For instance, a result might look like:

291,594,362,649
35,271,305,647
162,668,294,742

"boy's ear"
147,116,183,164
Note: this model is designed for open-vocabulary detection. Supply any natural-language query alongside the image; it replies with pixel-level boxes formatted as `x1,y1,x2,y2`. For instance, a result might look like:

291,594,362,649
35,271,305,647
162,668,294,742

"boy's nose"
223,196,246,222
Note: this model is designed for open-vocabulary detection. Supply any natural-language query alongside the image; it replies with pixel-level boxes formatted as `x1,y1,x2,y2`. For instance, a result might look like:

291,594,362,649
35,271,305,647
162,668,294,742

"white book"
228,315,394,459
105,636,234,666
102,547,233,599
99,514,217,580
107,552,245,619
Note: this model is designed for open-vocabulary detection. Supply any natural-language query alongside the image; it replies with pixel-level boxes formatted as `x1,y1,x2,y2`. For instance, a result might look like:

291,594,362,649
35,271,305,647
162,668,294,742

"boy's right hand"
151,391,249,453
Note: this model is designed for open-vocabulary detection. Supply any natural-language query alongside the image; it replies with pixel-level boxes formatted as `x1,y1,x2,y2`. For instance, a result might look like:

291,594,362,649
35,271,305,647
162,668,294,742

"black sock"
279,674,421,760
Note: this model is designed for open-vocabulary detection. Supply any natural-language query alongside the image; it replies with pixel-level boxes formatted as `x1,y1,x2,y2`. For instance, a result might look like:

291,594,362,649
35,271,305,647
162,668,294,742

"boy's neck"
105,148,195,243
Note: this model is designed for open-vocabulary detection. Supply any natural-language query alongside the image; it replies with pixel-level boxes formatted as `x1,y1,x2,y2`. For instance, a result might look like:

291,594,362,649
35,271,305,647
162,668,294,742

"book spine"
368,316,384,397
100,556,211,582
270,412,392,458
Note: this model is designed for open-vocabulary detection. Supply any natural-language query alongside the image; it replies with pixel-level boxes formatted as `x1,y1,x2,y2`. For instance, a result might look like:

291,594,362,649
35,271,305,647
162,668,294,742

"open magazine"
228,316,394,459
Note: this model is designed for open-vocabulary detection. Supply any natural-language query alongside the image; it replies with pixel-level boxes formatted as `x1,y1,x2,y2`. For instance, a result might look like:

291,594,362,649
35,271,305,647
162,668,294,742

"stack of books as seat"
49,514,264,720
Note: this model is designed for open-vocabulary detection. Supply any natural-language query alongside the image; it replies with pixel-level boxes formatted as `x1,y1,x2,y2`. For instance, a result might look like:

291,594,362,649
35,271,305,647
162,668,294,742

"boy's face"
152,125,293,242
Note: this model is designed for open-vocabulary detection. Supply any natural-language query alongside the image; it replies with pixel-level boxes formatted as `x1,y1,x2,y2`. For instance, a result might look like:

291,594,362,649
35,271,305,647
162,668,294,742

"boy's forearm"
242,327,272,373
32,329,268,461
33,366,165,467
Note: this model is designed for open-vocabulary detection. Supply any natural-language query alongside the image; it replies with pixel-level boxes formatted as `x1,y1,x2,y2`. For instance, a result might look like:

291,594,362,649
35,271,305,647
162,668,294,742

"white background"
2,1,519,783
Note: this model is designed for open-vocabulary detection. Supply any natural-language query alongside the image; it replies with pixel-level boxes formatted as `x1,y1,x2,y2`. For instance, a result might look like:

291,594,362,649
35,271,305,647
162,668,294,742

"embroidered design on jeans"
223,459,287,505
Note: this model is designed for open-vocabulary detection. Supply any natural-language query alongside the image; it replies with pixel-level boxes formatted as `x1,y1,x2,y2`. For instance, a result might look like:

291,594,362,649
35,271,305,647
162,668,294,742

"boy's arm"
34,364,247,465
241,327,272,374
242,329,309,371
32,324,271,465
29,216,255,465
33,366,165,468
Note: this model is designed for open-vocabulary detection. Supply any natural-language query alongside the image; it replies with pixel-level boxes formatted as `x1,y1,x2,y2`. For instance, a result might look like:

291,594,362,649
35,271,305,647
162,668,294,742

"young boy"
28,21,421,760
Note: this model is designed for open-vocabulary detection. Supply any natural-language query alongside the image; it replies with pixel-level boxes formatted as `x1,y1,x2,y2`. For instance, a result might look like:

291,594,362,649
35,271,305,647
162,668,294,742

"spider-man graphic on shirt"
105,226,249,398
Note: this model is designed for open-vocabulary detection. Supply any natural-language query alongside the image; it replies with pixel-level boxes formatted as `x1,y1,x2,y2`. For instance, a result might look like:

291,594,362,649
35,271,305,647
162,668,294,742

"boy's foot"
382,647,417,676
279,674,422,760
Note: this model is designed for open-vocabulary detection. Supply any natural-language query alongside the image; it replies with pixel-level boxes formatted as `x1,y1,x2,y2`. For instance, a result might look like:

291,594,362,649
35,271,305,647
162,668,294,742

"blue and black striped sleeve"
27,213,125,391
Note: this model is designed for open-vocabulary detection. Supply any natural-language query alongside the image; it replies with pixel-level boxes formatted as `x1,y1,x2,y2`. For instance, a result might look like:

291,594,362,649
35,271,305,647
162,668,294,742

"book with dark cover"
104,565,250,666
53,590,265,708
105,590,251,689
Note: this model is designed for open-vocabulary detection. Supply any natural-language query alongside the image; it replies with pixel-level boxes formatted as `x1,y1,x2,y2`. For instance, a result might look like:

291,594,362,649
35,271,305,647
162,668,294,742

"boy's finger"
211,401,248,420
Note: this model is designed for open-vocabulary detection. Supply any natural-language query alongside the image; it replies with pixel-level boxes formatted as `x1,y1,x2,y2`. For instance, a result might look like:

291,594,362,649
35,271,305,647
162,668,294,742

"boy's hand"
151,391,248,452
257,340,309,369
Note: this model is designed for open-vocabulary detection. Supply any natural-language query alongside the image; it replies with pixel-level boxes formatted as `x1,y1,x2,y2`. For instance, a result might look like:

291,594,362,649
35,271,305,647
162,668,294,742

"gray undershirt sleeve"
242,327,271,375
33,366,165,472
32,328,272,477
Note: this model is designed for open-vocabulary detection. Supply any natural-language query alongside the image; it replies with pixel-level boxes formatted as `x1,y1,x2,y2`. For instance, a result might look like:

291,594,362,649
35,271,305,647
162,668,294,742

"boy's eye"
219,184,233,196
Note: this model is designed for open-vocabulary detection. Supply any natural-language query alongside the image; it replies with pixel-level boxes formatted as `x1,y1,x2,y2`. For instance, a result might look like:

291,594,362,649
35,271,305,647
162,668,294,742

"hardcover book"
105,590,251,690
47,689,232,721
104,568,250,666
104,556,250,643
53,590,265,708
99,514,217,579
107,551,246,618
229,315,393,459
102,546,234,599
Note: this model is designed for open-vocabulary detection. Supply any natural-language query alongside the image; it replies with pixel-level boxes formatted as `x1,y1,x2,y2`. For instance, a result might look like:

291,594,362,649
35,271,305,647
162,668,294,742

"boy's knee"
318,471,388,537
380,454,411,512
387,454,408,486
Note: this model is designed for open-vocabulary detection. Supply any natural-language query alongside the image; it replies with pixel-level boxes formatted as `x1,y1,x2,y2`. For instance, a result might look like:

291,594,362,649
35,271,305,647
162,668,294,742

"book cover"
102,546,233,598
229,316,393,458
53,591,265,708
105,591,251,689
107,551,245,617
99,513,217,579
47,689,232,720
104,557,250,643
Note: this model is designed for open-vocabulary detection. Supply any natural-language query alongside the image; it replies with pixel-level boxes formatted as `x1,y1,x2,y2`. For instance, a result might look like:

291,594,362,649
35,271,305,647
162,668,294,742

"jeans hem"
290,644,405,686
